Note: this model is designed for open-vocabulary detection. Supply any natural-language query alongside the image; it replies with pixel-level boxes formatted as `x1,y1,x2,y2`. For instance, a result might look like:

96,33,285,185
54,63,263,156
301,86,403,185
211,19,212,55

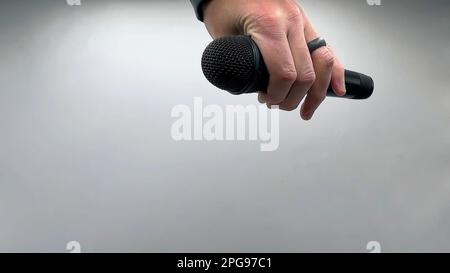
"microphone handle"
250,40,374,100
328,69,374,100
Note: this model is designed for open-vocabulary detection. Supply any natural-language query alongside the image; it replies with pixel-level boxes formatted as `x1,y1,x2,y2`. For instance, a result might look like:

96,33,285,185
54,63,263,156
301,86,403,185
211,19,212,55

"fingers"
251,33,297,105
300,46,335,120
278,18,316,111
299,12,335,120
237,2,346,121
328,46,346,96
258,92,267,104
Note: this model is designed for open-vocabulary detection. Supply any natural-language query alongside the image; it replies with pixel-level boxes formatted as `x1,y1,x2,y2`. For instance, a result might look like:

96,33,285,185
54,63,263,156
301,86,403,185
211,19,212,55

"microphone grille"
201,36,258,95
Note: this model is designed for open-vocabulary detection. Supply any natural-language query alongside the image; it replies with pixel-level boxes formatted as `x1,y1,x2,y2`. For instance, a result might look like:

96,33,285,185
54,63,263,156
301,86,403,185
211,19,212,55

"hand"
202,0,346,120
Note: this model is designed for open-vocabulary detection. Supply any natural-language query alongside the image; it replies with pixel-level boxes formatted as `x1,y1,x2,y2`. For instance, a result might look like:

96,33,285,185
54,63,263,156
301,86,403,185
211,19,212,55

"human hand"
203,0,346,120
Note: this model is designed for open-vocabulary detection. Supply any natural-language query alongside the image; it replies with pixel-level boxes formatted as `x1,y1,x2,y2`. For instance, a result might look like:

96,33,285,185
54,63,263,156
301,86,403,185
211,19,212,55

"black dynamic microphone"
201,35,374,100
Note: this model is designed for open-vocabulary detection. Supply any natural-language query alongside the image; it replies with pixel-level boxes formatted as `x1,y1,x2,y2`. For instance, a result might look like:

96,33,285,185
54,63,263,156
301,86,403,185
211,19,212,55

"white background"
0,0,449,252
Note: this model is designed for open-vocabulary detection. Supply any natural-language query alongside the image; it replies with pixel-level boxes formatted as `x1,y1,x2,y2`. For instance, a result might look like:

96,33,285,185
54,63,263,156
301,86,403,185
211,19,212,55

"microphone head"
201,35,268,95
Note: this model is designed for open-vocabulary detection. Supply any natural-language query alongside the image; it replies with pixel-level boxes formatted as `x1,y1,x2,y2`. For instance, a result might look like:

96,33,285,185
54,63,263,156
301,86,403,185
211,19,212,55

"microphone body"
201,35,374,100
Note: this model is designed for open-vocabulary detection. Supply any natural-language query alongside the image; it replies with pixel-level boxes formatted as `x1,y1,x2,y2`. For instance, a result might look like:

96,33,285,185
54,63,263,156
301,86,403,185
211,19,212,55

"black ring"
307,37,327,54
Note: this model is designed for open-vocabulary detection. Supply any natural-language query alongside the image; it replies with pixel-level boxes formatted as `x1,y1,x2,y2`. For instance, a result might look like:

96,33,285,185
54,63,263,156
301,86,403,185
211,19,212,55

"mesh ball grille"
201,36,257,95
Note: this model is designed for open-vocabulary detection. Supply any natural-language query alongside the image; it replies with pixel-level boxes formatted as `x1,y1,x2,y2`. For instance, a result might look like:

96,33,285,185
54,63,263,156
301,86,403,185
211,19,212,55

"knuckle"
317,48,336,68
249,13,286,39
286,6,302,23
249,3,303,34
275,68,297,83
281,71,298,82
298,70,316,85
253,12,283,29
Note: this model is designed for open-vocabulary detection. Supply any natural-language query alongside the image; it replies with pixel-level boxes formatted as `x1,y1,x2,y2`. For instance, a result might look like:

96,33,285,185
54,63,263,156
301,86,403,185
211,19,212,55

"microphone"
201,35,374,100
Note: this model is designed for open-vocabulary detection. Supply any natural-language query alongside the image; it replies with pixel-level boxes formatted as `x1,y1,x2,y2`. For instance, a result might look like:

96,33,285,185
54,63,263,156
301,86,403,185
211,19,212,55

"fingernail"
258,96,266,104
301,110,312,120
340,81,347,94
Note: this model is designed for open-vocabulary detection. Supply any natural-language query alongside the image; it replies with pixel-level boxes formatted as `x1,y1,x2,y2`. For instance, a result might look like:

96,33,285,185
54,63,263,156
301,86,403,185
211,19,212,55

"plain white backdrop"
0,0,449,252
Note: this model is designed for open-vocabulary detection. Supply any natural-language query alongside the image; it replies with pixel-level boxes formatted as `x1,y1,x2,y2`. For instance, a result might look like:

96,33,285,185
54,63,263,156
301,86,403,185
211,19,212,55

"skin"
202,0,346,120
